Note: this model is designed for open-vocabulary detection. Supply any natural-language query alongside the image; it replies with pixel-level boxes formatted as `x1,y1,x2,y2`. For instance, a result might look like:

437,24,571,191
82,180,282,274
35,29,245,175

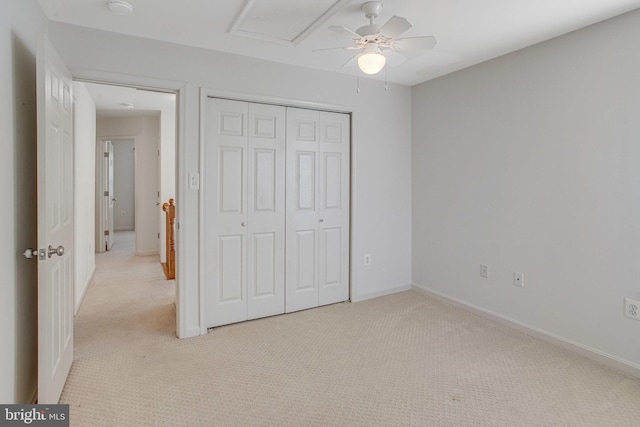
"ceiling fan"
317,1,437,75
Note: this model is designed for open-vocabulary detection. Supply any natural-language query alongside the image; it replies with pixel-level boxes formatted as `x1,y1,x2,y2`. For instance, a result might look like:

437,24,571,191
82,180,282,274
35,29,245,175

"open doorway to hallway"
72,79,177,321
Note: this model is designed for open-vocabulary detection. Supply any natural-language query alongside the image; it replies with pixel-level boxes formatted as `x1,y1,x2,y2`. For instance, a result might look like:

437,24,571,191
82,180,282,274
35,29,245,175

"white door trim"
199,87,356,334
72,70,189,337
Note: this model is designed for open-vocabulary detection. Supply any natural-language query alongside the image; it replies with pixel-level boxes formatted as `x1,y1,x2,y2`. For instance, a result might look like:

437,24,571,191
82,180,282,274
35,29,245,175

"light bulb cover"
357,51,386,75
108,0,134,15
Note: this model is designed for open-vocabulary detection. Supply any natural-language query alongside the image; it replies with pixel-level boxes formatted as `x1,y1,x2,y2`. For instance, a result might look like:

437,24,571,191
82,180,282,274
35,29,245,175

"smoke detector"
108,0,134,16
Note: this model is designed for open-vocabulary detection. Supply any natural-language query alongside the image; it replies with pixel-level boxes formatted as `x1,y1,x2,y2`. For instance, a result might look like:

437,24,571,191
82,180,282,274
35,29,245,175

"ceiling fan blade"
329,26,362,40
382,49,407,67
313,46,361,52
391,36,437,51
378,16,412,38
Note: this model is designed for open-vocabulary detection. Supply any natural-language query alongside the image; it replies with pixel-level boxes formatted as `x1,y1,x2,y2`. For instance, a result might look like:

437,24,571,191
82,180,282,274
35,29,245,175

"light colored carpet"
60,232,640,426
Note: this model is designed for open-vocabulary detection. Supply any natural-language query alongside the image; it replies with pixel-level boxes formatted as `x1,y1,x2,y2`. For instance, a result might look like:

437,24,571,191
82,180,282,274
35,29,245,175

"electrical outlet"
364,254,371,266
189,172,200,190
480,264,489,278
624,298,640,320
514,272,524,287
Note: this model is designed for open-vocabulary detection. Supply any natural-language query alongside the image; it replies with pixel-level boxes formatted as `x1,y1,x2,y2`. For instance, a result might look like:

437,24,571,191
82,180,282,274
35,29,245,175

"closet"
204,98,350,328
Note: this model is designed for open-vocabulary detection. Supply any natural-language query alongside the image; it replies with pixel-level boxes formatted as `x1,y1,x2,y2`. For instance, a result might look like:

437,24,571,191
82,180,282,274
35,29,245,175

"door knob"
319,219,324,223
48,245,65,258
241,221,247,227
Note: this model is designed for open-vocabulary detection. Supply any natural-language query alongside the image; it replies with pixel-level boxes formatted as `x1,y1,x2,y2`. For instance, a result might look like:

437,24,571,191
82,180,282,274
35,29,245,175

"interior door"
105,141,115,250
318,112,350,306
285,108,350,313
205,98,249,327
285,108,321,312
247,103,286,320
37,35,74,404
205,98,286,327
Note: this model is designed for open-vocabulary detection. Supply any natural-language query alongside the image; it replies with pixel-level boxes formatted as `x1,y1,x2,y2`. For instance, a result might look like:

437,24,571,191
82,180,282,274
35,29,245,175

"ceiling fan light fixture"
108,0,134,16
357,45,386,75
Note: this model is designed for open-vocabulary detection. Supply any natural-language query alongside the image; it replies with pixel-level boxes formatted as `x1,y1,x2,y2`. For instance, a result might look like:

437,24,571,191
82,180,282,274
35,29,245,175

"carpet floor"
59,232,640,426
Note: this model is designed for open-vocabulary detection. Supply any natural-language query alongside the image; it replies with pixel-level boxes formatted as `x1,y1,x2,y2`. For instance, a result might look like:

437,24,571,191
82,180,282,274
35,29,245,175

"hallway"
60,231,176,419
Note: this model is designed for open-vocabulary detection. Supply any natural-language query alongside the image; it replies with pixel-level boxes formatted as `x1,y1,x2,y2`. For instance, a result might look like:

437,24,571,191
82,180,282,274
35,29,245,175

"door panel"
286,108,350,312
219,235,244,302
318,112,350,306
247,102,285,320
323,153,342,209
205,99,285,326
253,149,276,212
286,108,320,313
321,227,342,286
297,152,316,211
205,99,248,327
220,147,244,213
252,232,276,297
296,229,316,291
37,35,74,404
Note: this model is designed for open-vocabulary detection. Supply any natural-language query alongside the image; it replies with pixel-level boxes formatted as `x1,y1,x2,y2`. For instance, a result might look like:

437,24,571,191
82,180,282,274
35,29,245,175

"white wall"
97,115,160,255
0,0,48,403
49,22,413,338
412,9,640,371
112,139,135,231
73,82,96,313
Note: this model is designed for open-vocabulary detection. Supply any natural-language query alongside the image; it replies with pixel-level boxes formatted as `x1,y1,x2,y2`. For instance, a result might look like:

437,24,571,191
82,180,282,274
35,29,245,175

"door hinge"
157,233,160,239
104,230,110,236
104,191,109,197
104,152,109,157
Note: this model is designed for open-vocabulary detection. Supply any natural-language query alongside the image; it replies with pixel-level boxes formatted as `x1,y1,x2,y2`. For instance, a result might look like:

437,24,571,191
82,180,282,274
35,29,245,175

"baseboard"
180,326,202,339
74,264,96,315
352,284,412,303
412,284,640,379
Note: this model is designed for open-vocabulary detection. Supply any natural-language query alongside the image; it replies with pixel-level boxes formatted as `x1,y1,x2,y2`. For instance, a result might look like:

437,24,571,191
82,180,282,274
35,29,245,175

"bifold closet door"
204,98,285,328
285,108,350,313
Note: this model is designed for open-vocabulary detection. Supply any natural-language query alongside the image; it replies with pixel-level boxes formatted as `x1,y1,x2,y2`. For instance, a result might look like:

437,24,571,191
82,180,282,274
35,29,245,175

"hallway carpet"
60,233,640,426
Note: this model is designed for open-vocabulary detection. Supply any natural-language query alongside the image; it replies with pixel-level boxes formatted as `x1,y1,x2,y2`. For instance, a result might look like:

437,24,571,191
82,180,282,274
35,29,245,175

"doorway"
73,79,177,322
96,138,136,252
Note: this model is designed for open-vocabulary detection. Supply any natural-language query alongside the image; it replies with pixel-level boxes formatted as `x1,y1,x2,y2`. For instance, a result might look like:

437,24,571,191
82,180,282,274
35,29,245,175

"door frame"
199,87,356,334
73,70,186,337
96,137,137,243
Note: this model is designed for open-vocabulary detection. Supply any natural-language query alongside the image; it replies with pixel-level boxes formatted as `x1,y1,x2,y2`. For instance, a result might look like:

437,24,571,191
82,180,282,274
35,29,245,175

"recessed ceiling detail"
230,0,350,46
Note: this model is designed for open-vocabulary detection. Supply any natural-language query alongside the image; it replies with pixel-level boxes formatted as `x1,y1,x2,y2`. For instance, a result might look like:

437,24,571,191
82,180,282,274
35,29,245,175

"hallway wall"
73,81,96,314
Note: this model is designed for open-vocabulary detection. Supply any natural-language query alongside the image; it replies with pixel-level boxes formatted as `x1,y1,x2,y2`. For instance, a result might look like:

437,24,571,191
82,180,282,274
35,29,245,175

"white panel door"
286,108,320,312
247,103,285,320
318,112,350,306
205,99,286,327
205,98,249,327
285,108,350,313
37,35,74,404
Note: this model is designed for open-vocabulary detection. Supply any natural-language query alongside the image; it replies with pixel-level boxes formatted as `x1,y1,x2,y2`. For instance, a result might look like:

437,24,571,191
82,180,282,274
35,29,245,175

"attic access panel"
230,0,350,46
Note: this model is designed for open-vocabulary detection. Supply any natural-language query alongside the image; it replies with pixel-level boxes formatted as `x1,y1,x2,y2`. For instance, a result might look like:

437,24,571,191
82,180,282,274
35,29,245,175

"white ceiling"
40,0,640,86
82,82,175,118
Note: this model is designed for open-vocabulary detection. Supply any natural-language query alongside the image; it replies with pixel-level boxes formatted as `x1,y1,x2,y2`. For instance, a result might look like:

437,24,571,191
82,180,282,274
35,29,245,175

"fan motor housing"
361,1,382,19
